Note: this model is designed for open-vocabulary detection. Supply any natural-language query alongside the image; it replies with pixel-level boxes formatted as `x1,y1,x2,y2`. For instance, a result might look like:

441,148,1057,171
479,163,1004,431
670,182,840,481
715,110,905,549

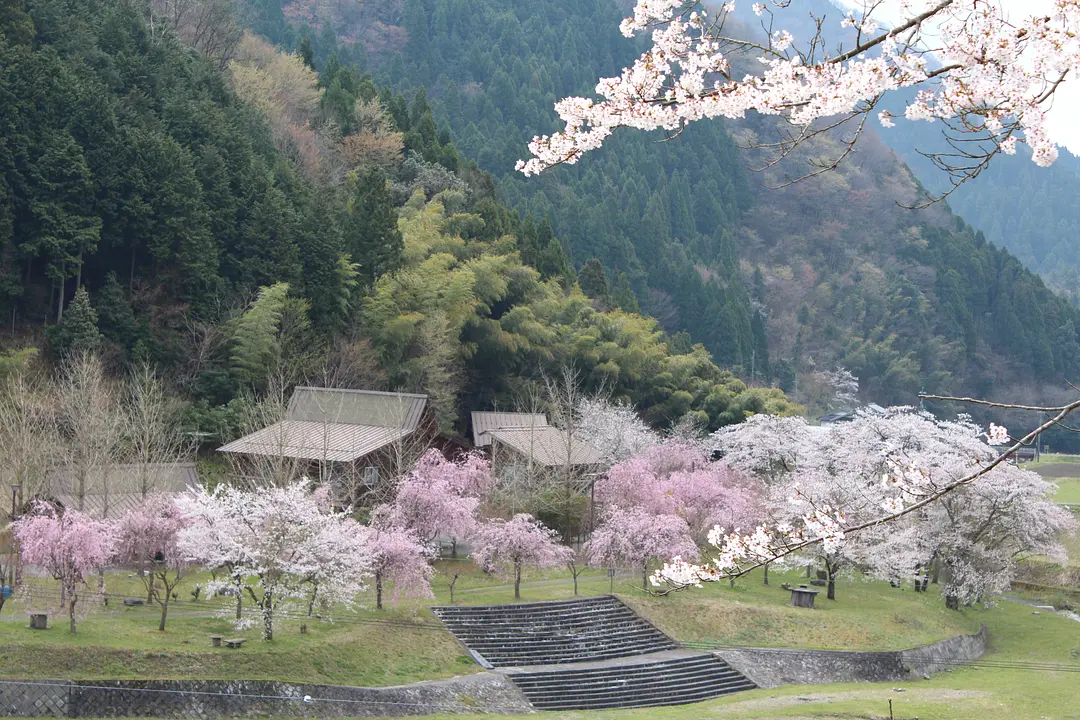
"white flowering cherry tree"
518,0,1080,196
655,401,1079,599
177,480,371,640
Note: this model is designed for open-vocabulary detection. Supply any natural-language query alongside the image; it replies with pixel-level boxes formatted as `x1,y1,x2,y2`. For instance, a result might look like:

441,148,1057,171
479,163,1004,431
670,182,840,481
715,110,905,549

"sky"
832,0,1080,155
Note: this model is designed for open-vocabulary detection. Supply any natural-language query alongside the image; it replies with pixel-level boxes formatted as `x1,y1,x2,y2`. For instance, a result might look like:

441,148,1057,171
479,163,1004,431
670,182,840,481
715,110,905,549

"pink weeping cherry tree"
374,449,491,551
12,503,114,633
113,495,192,631
472,514,573,600
585,507,699,590
365,526,435,610
596,440,761,541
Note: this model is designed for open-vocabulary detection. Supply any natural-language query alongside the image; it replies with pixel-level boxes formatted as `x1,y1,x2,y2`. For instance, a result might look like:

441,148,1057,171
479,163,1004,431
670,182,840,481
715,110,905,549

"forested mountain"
0,0,798,438
242,0,1080,414
878,108,1080,303
738,0,1080,302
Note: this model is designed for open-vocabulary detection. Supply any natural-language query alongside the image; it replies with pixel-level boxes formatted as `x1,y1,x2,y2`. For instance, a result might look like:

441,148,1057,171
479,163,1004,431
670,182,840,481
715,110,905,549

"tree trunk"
572,572,578,596
641,560,648,591
825,558,837,600
451,538,457,558
234,574,243,619
158,595,169,632
514,564,522,600
146,569,156,603
56,273,64,322
763,563,769,586
262,601,273,641
376,571,383,610
68,591,77,634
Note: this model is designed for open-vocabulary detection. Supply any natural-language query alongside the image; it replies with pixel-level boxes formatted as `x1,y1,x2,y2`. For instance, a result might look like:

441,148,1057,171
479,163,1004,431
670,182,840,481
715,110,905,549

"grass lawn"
0,563,1076,720
624,566,979,650
1053,478,1080,504
0,563,975,684
1031,452,1080,466
1029,453,1080,504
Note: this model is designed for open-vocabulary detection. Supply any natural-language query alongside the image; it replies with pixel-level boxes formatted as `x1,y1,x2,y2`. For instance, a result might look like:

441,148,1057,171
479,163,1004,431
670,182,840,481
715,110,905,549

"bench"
224,638,247,649
122,598,145,607
209,634,223,648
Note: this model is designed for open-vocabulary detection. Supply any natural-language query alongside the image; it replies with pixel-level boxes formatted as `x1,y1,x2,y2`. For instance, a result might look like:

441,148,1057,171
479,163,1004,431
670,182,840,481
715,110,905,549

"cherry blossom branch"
518,0,1077,197
918,394,1076,413
831,0,954,65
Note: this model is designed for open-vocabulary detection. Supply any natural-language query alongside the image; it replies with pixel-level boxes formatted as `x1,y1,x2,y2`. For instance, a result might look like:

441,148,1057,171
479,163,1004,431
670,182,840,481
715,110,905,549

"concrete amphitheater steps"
506,651,756,710
432,596,756,711
432,595,676,667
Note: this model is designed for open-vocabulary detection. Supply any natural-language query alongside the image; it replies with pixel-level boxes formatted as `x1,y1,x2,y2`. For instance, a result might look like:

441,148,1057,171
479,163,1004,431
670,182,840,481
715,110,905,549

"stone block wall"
0,673,531,718
716,625,987,689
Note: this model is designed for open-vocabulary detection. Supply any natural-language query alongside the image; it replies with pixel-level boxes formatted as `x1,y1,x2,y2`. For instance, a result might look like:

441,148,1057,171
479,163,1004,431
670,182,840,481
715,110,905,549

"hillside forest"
2,0,1080,449
0,0,802,446
236,0,1080,432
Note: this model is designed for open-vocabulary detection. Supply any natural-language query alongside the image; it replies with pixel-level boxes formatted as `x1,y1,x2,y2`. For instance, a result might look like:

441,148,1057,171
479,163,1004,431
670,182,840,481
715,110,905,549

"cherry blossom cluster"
595,440,760,540
651,409,1061,594
472,514,571,598
366,525,435,609
12,503,114,630
177,480,372,639
576,397,661,464
517,0,1080,175
586,506,700,588
373,449,491,546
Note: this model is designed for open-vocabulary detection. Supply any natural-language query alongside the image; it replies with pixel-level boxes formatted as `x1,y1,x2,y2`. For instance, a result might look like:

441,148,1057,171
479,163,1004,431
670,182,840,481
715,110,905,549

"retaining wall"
0,673,532,718
716,625,987,689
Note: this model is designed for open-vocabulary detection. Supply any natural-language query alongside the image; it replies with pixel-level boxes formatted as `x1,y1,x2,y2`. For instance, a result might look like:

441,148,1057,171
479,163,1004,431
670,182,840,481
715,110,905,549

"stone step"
514,670,750,697
510,656,730,682
445,622,656,638
528,681,756,710
520,674,754,703
478,639,672,654
459,628,665,645
516,663,748,687
438,611,638,627
436,608,631,623
433,596,620,615
483,650,671,667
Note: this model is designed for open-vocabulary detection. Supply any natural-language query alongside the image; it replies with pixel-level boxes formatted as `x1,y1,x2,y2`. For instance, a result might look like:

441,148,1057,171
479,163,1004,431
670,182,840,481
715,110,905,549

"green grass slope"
396,596,1080,720
0,563,976,684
